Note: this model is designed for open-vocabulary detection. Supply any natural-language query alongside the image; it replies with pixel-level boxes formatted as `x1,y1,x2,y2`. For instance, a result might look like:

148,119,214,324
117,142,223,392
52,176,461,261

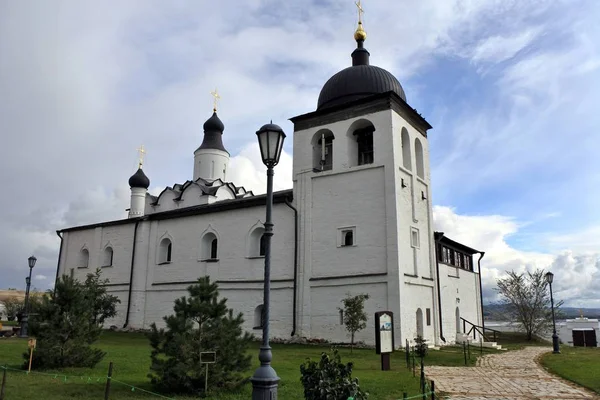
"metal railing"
460,317,501,342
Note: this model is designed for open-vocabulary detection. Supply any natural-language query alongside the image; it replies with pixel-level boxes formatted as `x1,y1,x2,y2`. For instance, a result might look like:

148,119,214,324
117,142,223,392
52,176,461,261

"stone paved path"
424,346,598,399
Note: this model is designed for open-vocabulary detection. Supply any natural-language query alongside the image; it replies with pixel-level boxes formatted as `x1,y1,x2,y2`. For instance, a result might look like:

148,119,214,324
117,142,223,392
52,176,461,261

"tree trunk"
351,332,354,354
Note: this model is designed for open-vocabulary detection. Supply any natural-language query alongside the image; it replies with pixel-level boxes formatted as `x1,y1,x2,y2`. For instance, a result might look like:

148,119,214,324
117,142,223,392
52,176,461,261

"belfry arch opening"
312,130,334,171
346,119,375,167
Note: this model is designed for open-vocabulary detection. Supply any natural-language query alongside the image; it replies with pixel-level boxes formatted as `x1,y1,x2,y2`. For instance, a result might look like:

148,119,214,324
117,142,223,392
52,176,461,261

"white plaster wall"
400,281,436,345
439,264,482,343
309,281,388,345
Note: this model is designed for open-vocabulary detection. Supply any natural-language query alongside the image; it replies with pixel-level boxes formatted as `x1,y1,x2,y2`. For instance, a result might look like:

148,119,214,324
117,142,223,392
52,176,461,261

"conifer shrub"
147,276,253,396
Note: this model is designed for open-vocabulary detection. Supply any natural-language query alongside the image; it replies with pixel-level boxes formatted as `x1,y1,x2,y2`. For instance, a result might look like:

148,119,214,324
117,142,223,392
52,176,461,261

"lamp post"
20,255,37,338
545,271,560,354
250,122,286,399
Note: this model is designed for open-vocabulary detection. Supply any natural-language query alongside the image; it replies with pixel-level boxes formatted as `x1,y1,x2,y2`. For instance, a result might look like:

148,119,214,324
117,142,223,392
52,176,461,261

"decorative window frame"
246,221,266,258
78,245,90,269
337,226,357,248
199,225,220,262
157,232,174,265
102,242,114,268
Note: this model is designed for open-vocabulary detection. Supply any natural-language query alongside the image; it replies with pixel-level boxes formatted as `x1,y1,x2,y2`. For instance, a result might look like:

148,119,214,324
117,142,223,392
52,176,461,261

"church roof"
150,177,252,207
58,189,293,233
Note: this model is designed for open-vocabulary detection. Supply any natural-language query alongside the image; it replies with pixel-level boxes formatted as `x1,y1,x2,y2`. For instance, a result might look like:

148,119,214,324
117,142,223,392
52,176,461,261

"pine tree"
24,269,119,369
148,276,253,396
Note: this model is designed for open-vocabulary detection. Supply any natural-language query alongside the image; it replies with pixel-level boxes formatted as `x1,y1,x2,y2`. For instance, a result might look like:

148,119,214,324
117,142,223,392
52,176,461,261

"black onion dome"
198,112,228,153
129,168,150,189
317,35,406,110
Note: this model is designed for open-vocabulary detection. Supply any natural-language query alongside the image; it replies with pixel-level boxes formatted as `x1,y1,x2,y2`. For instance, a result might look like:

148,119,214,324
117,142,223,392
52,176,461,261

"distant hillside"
484,304,600,320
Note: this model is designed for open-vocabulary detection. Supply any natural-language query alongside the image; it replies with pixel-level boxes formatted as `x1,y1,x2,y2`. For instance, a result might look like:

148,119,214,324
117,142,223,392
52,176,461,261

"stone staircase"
455,333,504,350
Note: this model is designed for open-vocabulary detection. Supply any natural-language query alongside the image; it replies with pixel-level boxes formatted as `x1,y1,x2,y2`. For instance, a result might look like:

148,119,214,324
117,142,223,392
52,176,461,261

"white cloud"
34,275,48,281
471,29,541,65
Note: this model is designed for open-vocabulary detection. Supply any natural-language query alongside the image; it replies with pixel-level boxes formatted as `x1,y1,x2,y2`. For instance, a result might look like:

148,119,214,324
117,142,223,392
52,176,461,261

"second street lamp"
250,122,286,400
20,255,37,338
545,271,560,354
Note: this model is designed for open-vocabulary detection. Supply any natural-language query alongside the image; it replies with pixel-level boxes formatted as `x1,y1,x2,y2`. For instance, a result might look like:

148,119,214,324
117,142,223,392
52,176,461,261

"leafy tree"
3,297,23,321
24,269,119,369
300,347,368,400
339,293,370,353
496,269,563,340
148,276,253,396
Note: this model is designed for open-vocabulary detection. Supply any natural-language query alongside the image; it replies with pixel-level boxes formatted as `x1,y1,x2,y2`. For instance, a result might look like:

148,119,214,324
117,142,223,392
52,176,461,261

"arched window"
343,231,353,246
415,138,424,179
201,232,218,260
102,247,113,267
158,238,172,264
249,226,266,257
416,308,424,338
312,130,334,171
401,128,411,170
80,249,89,268
259,234,267,256
254,305,264,329
347,119,375,167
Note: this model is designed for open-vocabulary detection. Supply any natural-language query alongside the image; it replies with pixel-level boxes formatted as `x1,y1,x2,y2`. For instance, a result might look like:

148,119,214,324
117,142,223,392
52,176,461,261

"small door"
573,330,585,346
584,330,597,347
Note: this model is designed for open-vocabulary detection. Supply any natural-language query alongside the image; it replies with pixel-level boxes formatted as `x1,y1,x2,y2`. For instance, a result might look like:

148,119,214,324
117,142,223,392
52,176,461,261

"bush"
148,276,253,396
24,270,119,369
300,347,368,400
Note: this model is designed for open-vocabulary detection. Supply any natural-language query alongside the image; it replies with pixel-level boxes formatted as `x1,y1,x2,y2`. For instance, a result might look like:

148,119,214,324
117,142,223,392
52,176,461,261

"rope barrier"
0,364,176,399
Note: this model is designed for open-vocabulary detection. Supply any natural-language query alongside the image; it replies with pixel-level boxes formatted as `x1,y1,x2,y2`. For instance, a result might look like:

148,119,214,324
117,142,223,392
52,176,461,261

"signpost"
27,338,36,372
374,311,394,371
200,351,216,393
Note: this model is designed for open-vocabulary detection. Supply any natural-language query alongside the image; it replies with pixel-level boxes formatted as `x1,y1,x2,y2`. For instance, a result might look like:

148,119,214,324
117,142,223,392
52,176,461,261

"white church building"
55,20,485,347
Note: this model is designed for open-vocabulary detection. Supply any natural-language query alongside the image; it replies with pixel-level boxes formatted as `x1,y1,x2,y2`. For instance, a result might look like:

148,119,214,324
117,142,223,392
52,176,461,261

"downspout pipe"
284,197,299,337
123,218,142,328
477,252,486,333
54,231,64,295
434,232,446,343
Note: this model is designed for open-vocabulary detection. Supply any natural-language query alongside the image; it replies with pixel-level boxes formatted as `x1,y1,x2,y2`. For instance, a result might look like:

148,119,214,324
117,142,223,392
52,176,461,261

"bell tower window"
312,130,335,171
356,128,374,165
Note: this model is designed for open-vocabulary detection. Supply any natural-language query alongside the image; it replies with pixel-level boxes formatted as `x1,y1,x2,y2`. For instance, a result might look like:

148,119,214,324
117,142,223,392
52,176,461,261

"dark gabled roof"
434,232,481,255
58,189,293,233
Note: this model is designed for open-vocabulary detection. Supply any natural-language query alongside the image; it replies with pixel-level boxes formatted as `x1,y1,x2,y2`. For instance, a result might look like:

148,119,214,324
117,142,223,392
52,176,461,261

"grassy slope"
540,346,600,394
0,331,476,400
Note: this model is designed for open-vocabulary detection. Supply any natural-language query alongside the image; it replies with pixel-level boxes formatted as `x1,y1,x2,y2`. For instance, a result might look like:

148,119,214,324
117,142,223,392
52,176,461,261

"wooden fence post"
463,342,467,365
403,392,407,399
431,380,435,400
0,366,7,400
467,341,471,360
104,362,113,400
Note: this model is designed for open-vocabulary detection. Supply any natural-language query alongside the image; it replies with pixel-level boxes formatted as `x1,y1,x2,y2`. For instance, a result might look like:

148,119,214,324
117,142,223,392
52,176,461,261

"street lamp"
20,255,37,338
250,122,286,399
545,271,560,354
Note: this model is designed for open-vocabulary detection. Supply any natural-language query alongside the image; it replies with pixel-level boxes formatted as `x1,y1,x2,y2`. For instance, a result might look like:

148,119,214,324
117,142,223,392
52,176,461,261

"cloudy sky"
1,0,599,307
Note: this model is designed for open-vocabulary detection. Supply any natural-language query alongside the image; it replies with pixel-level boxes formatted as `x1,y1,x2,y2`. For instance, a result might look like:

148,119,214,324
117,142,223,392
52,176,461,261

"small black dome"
318,65,406,110
203,112,224,132
129,168,150,189
198,112,228,153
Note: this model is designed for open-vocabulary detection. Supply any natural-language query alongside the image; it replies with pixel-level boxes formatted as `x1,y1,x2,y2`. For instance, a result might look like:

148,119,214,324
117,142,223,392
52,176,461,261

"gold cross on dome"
355,0,365,23
137,145,146,168
210,88,221,112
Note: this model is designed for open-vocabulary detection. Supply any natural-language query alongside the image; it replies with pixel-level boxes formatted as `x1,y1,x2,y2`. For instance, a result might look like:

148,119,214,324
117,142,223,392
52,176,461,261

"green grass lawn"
0,320,19,327
540,346,600,394
0,332,477,400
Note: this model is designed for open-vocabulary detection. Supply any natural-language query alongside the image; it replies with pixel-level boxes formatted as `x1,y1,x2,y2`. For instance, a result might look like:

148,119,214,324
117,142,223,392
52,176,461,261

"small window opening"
426,308,431,326
210,238,218,259
356,129,374,165
339,309,344,325
343,231,353,246
254,305,265,329
259,234,267,256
